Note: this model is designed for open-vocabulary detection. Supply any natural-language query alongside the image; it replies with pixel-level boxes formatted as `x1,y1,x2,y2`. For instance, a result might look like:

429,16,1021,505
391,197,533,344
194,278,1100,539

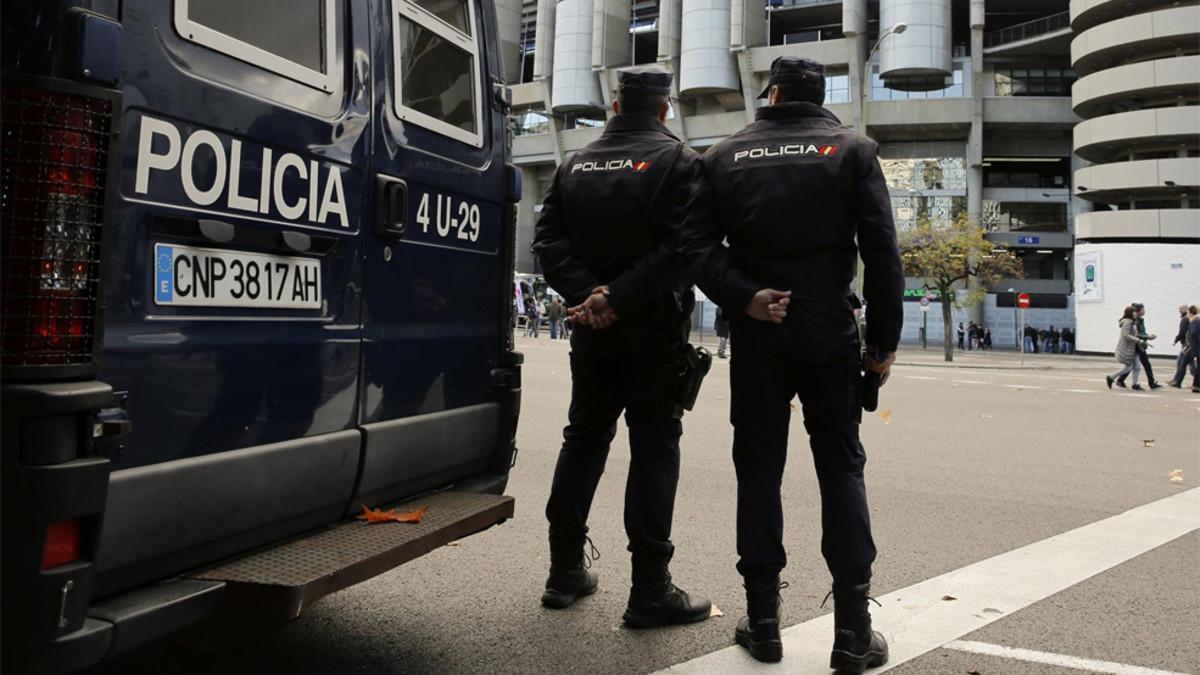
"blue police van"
1,1,522,671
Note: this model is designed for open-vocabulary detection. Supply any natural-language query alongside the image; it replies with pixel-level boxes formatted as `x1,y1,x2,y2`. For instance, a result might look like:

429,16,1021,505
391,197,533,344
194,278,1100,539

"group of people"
956,322,993,351
1107,303,1200,393
530,58,902,671
1022,324,1074,354
522,295,571,340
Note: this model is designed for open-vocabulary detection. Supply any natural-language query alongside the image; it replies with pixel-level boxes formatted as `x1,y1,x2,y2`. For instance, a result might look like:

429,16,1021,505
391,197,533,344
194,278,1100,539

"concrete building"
502,0,1197,349
1069,0,1200,353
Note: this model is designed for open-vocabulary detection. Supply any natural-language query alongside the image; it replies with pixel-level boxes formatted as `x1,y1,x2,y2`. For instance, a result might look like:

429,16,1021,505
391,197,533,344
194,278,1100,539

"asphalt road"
87,337,1200,675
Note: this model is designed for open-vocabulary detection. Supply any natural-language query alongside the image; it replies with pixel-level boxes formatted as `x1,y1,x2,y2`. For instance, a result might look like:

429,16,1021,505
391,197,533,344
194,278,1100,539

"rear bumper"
14,476,512,673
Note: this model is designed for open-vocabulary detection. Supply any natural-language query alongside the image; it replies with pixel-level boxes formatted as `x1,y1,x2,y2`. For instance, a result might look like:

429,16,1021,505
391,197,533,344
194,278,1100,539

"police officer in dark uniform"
680,57,904,669
531,66,712,628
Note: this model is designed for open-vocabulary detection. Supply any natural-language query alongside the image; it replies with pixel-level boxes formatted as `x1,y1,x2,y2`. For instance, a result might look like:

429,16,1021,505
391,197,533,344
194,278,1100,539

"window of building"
825,74,850,104
512,109,550,136
983,201,1068,232
871,62,966,100
392,0,483,147
891,195,967,231
881,157,968,191
631,1,660,65
983,158,1069,188
174,0,337,91
994,68,1076,97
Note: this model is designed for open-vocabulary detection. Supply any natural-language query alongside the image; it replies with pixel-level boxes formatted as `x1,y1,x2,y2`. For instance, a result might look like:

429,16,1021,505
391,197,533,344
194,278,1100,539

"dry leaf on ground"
709,605,724,618
879,409,893,425
1169,469,1184,484
356,504,429,524
941,595,957,601
1143,439,1155,447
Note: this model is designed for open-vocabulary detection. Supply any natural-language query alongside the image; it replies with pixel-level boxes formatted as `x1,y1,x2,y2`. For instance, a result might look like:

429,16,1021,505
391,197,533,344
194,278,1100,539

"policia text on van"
1,1,523,672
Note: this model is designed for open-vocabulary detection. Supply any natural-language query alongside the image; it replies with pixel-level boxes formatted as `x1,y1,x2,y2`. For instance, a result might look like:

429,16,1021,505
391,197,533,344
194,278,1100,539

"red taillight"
41,520,82,569
1,87,112,367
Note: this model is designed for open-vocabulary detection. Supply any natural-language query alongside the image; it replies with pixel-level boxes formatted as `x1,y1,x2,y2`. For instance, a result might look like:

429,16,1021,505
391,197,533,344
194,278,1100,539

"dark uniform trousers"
546,335,681,568
729,342,875,588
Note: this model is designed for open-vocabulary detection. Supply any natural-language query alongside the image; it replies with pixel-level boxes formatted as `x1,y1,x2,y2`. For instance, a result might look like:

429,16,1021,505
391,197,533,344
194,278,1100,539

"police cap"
618,65,673,96
757,56,826,99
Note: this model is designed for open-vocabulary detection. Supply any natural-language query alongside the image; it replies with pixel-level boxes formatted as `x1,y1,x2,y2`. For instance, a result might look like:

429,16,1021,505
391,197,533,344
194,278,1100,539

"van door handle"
374,175,407,239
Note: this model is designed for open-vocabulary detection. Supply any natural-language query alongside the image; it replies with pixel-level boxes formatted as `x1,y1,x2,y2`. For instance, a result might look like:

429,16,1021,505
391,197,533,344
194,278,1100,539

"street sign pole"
1016,293,1031,365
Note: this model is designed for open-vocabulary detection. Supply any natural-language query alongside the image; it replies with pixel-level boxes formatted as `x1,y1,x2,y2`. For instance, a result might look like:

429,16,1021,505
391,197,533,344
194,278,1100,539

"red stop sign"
1017,293,1031,309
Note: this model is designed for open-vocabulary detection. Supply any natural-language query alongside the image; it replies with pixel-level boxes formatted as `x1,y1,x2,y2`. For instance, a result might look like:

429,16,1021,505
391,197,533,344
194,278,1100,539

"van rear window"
392,0,483,147
396,17,476,135
175,0,337,92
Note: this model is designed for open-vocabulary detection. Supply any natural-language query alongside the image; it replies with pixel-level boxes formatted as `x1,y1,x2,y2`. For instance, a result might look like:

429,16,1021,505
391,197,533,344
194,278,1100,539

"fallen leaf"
879,409,893,425
941,595,957,601
982,607,1002,614
445,540,460,547
709,605,724,618
1143,439,1155,447
1169,469,1184,484
356,504,428,524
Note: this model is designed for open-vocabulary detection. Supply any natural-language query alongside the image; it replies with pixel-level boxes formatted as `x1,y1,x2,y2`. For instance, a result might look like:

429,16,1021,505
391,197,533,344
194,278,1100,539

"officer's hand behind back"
746,289,791,324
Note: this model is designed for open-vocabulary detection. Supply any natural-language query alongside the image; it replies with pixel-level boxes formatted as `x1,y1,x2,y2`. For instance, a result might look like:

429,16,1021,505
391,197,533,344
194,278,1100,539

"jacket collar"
604,113,679,139
755,101,842,124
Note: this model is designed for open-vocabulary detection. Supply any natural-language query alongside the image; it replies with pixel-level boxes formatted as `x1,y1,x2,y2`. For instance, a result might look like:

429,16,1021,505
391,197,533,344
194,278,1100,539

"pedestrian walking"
1061,327,1074,354
547,297,565,340
524,296,542,338
1106,306,1143,390
1169,305,1195,387
715,306,730,358
681,56,903,670
983,329,993,351
1169,305,1199,389
1187,306,1200,393
956,322,964,351
1023,324,1036,354
1119,304,1161,388
531,65,712,628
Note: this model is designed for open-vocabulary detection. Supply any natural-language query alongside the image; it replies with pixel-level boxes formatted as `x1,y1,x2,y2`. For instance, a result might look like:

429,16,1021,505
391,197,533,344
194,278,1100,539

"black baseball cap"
618,65,673,96
757,56,826,99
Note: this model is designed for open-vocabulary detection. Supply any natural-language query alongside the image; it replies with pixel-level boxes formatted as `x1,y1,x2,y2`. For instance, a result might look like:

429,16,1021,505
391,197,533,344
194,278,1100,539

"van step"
190,491,513,622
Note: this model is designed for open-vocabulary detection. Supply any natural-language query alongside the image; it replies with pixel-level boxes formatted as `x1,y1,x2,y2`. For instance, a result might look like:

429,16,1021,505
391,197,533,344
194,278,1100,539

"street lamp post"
1008,287,1017,351
856,22,906,298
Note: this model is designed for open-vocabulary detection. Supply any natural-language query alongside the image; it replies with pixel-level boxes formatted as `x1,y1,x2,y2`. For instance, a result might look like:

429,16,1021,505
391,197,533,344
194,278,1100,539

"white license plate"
154,243,321,309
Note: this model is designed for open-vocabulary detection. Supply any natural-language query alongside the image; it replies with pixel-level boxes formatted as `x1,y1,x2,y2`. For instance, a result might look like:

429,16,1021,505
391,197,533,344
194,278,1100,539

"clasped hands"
568,286,619,329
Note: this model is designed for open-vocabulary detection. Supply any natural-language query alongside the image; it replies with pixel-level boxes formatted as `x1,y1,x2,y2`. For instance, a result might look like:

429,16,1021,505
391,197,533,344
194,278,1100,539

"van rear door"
95,0,369,596
355,0,514,507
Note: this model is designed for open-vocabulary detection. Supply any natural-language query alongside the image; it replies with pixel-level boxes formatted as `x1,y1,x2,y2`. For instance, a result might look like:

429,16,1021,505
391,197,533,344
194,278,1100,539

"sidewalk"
687,333,1119,371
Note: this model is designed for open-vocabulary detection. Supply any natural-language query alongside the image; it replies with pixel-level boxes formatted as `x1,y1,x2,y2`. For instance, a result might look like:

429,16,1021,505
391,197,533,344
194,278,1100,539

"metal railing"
984,12,1071,49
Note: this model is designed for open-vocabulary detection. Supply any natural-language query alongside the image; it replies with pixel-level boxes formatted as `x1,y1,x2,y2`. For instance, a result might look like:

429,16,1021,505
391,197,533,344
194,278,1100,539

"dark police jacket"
532,114,700,354
680,102,904,362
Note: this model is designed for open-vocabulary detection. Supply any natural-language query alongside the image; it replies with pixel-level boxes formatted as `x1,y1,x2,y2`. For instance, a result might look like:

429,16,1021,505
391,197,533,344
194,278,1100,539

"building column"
842,0,868,132
967,0,986,324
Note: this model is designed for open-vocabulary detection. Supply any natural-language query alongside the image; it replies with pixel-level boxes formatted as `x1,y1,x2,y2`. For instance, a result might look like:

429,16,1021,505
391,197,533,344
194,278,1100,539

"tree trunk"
941,292,954,362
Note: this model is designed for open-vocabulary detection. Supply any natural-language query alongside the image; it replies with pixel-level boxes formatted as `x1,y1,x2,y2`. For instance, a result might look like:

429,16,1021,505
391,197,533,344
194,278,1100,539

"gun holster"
671,344,712,417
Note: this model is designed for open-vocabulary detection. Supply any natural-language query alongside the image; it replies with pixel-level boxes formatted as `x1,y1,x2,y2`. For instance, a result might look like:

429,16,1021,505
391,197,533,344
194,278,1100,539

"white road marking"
1059,389,1099,394
953,379,988,385
1003,384,1043,389
656,488,1200,675
904,375,942,381
944,640,1191,675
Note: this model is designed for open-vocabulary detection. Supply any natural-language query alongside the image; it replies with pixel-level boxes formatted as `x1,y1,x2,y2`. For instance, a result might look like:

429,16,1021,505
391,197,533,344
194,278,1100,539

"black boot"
541,538,599,609
829,584,888,673
622,555,712,628
734,578,784,663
